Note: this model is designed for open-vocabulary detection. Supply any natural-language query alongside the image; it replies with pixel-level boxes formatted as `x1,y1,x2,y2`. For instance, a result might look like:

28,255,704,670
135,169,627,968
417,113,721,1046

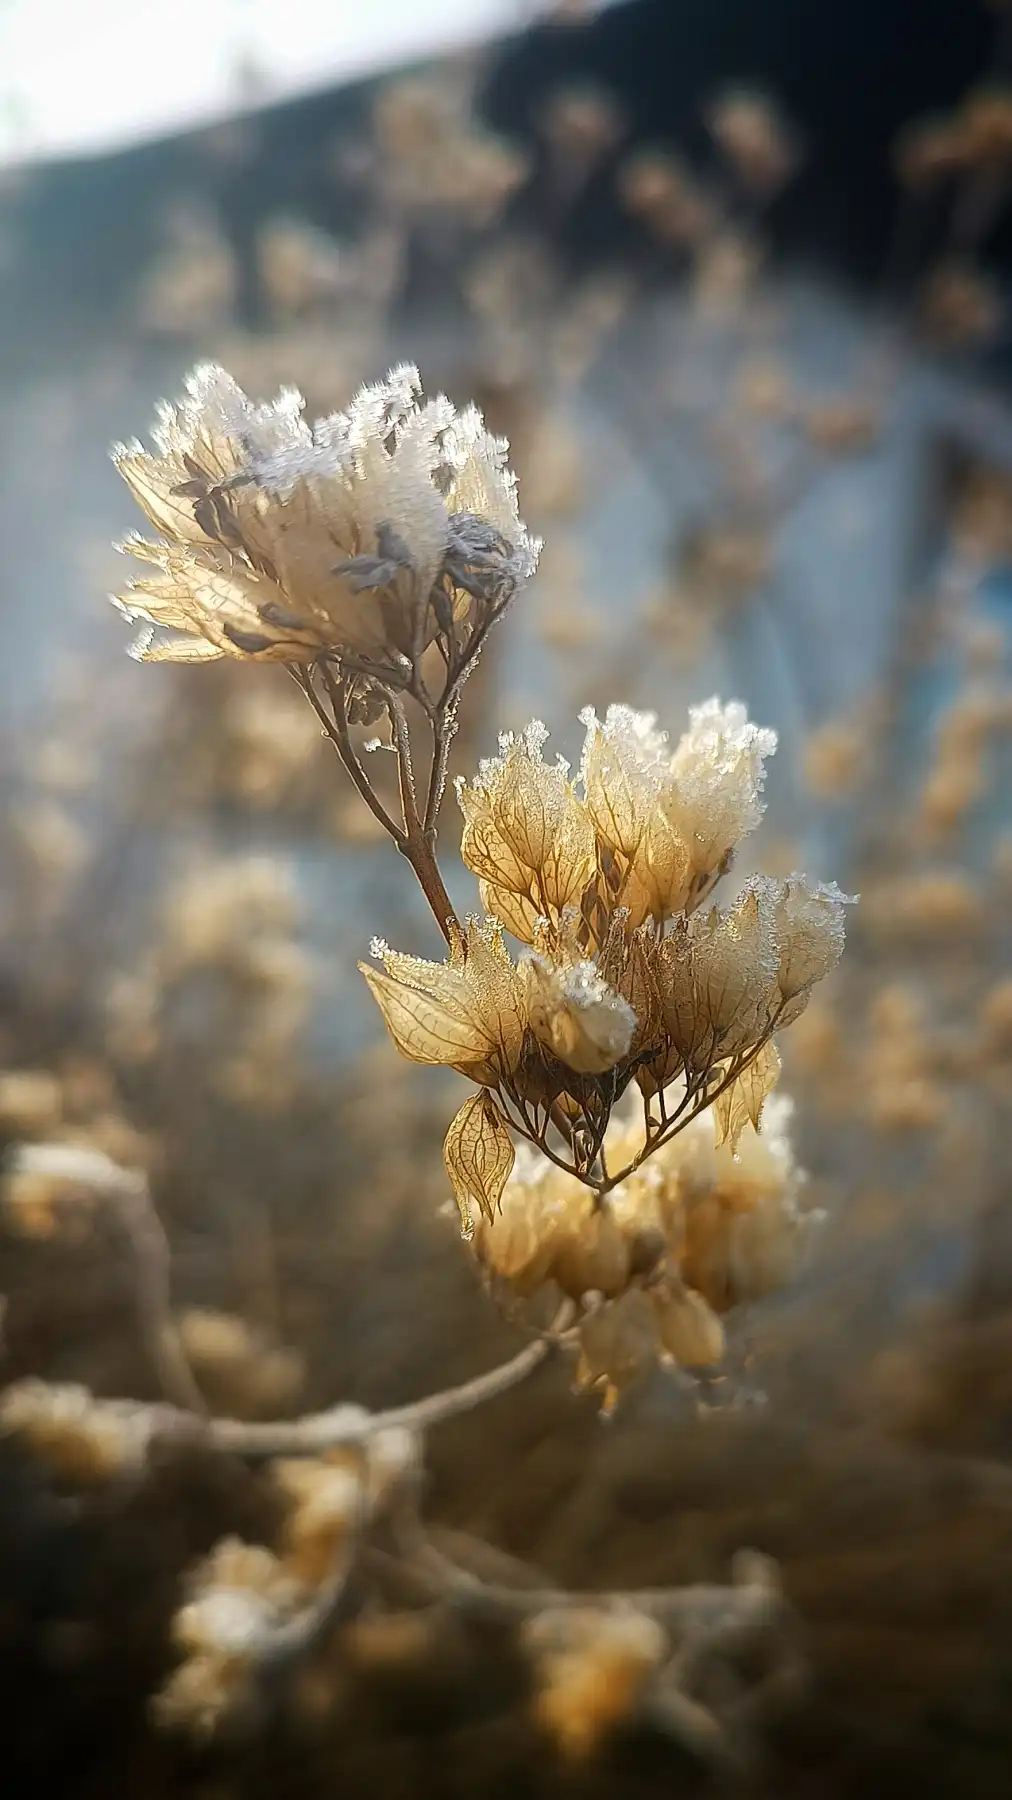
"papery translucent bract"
443,1091,516,1236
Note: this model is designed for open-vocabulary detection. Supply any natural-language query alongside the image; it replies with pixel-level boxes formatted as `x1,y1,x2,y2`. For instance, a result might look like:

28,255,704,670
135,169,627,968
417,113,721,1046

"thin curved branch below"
203,1331,555,1459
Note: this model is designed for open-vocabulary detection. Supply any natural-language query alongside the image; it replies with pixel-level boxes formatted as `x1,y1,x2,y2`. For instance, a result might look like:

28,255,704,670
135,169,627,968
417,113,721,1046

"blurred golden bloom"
706,90,799,195
372,77,528,225
156,1536,306,1737
921,262,1001,349
0,1380,149,1486
616,149,713,246
524,1605,668,1759
114,363,535,667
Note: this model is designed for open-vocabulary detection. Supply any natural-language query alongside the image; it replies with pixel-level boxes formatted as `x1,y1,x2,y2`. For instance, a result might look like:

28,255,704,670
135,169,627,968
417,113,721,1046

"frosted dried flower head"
524,954,636,1076
361,917,527,1085
113,363,535,667
578,704,691,923
651,877,782,1080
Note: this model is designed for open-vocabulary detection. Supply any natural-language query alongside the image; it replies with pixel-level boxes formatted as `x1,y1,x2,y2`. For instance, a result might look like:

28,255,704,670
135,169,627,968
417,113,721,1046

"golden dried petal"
713,1040,781,1149
775,876,855,1006
443,1091,516,1236
478,878,544,946
359,963,490,1067
578,705,670,860
132,631,230,664
114,449,216,544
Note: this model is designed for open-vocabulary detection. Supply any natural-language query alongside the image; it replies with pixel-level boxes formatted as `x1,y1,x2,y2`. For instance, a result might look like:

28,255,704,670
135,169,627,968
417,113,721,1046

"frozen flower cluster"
113,363,537,673
362,700,853,1219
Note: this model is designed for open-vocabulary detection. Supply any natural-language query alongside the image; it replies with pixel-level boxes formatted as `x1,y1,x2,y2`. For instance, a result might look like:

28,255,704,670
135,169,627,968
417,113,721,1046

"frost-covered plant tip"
112,361,853,1404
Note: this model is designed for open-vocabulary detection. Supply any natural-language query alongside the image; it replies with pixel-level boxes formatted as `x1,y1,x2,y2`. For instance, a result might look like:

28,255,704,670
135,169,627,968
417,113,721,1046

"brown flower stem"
423,712,454,836
203,1330,556,1459
297,669,406,845
387,694,460,944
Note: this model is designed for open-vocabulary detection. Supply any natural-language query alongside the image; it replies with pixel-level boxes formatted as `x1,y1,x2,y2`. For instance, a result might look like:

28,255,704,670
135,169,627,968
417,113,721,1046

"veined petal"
359,963,492,1066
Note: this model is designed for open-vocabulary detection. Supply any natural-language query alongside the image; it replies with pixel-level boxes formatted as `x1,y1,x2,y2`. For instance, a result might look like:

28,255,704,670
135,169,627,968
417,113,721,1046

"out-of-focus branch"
6,1144,207,1416
205,1327,558,1458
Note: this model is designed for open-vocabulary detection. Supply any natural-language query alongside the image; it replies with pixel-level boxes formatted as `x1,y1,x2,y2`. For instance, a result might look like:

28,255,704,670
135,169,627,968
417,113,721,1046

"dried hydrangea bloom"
457,721,596,941
366,695,847,1200
113,363,536,666
361,917,526,1085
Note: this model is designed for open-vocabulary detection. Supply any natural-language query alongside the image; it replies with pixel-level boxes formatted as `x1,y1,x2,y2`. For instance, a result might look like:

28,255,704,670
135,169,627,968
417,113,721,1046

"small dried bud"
0,1381,148,1485
0,1070,63,1137
707,90,799,194
575,1288,658,1405
524,956,636,1075
663,699,777,884
773,877,856,1024
457,722,597,940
